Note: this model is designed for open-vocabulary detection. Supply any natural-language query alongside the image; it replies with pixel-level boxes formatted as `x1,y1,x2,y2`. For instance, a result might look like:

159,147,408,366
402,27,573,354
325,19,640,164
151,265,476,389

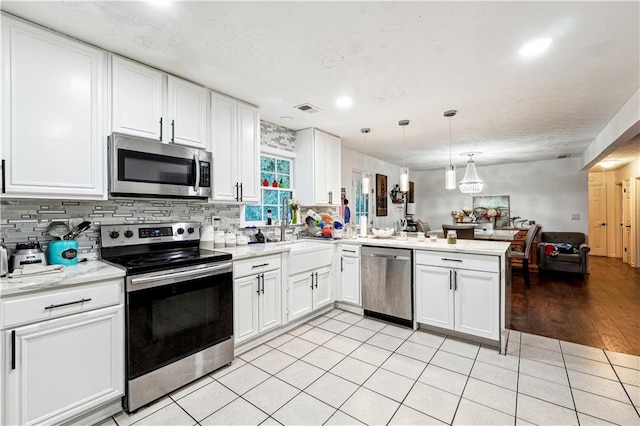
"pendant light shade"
399,120,410,192
444,110,457,190
361,128,371,196
362,173,370,195
459,153,484,194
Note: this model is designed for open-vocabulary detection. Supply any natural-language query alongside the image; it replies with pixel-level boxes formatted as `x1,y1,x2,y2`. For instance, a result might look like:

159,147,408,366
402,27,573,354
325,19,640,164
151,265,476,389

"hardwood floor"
510,256,640,356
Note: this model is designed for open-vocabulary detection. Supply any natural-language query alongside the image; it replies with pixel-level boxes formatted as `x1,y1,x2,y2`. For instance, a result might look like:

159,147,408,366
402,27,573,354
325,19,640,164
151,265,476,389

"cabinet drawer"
340,245,360,257
289,246,333,275
234,254,281,278
415,250,499,273
0,279,123,329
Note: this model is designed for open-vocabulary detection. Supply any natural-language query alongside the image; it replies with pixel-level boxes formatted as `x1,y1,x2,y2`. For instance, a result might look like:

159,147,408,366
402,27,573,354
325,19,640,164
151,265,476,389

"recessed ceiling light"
599,160,617,169
519,38,552,58
280,116,294,121
336,97,353,108
147,0,172,8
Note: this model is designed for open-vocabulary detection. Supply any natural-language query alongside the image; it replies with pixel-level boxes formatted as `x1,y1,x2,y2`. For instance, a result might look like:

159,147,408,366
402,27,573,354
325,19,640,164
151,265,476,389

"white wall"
412,157,589,234
340,146,406,229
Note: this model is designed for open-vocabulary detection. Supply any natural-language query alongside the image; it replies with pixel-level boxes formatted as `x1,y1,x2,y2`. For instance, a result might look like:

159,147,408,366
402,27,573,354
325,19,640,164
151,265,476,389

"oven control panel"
101,222,201,247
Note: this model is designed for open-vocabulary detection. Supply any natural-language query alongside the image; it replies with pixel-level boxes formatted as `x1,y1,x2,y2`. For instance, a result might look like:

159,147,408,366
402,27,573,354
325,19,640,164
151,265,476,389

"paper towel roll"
201,225,214,241
406,203,416,215
360,215,367,237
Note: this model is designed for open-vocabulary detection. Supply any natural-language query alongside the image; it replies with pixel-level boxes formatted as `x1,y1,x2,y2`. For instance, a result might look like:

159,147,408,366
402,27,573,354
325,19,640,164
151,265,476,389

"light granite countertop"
340,236,511,256
0,260,126,297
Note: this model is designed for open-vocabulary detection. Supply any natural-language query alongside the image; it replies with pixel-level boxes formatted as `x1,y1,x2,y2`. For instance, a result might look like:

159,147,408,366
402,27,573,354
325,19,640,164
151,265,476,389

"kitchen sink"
277,240,331,252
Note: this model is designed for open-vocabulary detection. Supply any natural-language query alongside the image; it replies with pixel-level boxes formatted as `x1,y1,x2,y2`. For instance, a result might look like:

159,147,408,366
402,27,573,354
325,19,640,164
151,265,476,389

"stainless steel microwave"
108,133,212,199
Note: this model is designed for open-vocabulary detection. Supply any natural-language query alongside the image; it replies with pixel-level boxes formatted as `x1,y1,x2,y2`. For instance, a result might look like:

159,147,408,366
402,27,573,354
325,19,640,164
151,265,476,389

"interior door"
622,179,632,264
588,185,607,256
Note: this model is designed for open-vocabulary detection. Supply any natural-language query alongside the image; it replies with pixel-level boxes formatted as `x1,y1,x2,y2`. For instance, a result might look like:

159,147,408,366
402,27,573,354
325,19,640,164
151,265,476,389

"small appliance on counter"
47,239,79,266
9,241,47,272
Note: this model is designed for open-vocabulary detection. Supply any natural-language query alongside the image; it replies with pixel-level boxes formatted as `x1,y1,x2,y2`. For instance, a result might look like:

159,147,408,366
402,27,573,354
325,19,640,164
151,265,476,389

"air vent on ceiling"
557,154,571,159
293,103,322,114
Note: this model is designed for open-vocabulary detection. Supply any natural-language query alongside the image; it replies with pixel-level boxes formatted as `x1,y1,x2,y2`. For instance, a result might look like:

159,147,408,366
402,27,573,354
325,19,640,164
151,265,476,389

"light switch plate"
571,214,580,220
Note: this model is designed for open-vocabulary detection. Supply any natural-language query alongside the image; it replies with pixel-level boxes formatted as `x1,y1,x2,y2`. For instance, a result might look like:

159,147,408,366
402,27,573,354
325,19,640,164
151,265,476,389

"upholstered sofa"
537,232,590,274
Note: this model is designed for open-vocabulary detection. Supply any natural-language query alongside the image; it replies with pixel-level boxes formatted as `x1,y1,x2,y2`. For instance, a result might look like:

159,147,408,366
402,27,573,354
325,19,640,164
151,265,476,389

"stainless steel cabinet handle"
256,275,261,294
239,183,243,201
454,271,458,291
159,117,163,141
449,270,452,290
261,274,265,294
171,119,175,142
441,258,463,262
343,249,357,253
310,272,314,289
252,263,269,268
44,298,92,310
1,159,5,194
235,183,239,201
341,257,344,272
314,272,318,288
328,191,332,204
11,330,16,370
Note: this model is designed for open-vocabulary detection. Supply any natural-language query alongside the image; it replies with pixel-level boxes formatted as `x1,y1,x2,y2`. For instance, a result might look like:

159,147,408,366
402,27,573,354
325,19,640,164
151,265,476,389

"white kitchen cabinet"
1,16,106,199
211,92,260,203
339,245,361,306
111,55,165,140
167,75,209,149
415,251,499,341
295,128,342,206
287,244,334,322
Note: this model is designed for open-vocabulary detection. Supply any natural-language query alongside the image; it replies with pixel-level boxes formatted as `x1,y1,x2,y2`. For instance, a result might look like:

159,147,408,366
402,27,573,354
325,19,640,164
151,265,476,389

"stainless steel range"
100,222,233,412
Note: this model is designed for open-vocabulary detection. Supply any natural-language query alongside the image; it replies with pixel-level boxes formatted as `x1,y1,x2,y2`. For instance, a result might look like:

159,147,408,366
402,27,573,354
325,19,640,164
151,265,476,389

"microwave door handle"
193,154,200,192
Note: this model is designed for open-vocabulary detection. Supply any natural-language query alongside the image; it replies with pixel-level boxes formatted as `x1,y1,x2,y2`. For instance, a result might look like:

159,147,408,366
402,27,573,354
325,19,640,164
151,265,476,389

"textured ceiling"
2,1,639,171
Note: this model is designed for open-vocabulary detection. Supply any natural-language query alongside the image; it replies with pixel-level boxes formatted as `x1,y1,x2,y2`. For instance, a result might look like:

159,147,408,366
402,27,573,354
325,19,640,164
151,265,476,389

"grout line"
602,350,640,418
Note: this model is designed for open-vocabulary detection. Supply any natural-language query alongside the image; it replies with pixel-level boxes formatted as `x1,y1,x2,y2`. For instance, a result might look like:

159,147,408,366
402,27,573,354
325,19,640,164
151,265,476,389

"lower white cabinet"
339,245,361,306
288,266,332,322
415,251,499,341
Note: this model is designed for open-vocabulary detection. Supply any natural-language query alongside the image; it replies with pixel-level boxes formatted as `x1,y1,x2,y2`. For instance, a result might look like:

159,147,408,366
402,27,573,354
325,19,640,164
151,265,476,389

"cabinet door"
454,270,499,341
259,270,282,334
313,130,329,204
325,133,341,205
234,275,259,344
237,102,260,203
287,273,314,322
167,75,208,149
211,92,238,202
112,55,165,140
340,256,361,306
4,305,124,426
1,17,106,199
415,265,454,330
313,266,333,311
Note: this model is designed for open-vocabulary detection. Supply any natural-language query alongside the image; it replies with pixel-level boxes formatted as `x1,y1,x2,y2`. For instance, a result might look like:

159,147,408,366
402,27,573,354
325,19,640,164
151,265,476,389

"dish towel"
8,264,65,278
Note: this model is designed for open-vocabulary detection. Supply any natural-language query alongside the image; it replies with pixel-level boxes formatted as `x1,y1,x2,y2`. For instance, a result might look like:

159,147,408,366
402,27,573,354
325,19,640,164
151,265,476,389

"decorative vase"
292,210,298,225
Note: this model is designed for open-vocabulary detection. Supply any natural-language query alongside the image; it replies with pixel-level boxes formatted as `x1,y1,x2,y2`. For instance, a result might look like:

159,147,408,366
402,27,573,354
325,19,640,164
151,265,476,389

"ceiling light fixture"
599,160,617,169
444,110,457,190
336,97,353,108
459,152,484,194
361,128,371,195
399,120,410,193
147,0,173,7
519,37,552,58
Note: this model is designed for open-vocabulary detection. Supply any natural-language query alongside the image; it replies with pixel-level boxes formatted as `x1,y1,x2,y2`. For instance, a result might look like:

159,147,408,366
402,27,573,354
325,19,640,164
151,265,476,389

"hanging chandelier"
459,152,484,194
399,120,410,192
444,110,457,190
361,128,371,195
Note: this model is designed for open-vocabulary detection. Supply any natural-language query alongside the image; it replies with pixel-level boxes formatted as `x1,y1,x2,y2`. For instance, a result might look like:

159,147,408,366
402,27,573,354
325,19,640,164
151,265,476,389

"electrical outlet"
571,214,580,221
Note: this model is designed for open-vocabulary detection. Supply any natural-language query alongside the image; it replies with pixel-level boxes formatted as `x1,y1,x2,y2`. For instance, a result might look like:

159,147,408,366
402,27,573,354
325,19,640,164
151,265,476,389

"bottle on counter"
447,230,457,244
266,209,272,225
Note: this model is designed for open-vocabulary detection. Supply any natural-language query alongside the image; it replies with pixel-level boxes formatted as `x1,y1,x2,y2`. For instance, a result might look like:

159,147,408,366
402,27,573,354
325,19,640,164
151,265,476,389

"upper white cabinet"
111,55,165,140
1,16,106,199
211,91,260,203
167,75,209,149
295,128,341,206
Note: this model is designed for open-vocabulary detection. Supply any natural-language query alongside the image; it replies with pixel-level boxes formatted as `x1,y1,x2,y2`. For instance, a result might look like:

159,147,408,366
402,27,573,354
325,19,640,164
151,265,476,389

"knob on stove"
187,227,195,234
177,228,184,235
124,230,134,238
109,231,120,239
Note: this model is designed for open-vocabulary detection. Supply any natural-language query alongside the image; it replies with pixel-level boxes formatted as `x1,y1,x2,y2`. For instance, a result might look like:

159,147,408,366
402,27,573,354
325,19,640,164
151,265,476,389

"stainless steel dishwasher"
361,246,413,327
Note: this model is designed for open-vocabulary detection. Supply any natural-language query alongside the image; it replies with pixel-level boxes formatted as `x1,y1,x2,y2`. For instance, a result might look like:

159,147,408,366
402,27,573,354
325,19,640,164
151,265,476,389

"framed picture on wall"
376,173,388,216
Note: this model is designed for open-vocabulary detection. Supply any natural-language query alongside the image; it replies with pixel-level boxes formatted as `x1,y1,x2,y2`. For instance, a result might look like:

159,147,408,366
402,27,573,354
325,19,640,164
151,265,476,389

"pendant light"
444,110,457,190
459,152,484,194
399,120,410,192
361,128,371,195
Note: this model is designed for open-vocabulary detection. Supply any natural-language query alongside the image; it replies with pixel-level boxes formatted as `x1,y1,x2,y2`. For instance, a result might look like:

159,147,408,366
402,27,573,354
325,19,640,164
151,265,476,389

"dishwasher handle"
363,253,411,261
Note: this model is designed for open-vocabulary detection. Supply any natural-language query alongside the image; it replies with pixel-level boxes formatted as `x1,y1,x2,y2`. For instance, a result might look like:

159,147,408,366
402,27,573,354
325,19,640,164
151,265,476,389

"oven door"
109,133,212,199
125,262,232,380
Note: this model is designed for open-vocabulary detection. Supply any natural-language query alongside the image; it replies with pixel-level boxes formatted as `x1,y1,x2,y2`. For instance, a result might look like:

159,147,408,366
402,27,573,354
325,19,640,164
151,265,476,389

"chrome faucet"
281,196,289,242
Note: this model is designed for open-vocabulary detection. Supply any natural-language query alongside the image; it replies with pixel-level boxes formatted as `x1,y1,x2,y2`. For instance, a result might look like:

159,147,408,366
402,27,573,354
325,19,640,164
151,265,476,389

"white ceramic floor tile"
305,372,359,408
508,330,522,344
341,387,400,426
239,344,273,362
323,308,343,318
366,332,405,351
334,311,363,324
243,377,300,415
272,392,335,426
560,340,608,363
349,343,392,367
380,323,415,340
324,410,365,425
517,374,575,409
453,398,514,426
288,323,313,336
132,402,196,426
298,327,336,345
329,356,377,385
515,418,536,426
316,318,352,334
175,381,238,421
363,368,416,402
429,349,475,375
381,353,427,380
564,354,618,381
520,344,565,368
624,382,640,407
576,412,619,425
199,397,268,426
407,329,446,349
418,364,468,396
439,337,480,359
275,360,325,390
567,369,631,403
170,374,215,401
323,334,362,355
301,346,345,370
265,332,295,348
519,358,570,386
476,346,520,372
94,417,117,426
217,363,270,395
251,349,297,375
404,382,461,424
210,358,246,380
520,332,561,353
470,359,518,391
306,314,329,326
341,325,377,342
462,377,517,416
277,336,318,358
113,397,173,426
573,389,640,425
614,364,640,386
259,417,281,425
355,317,387,331
389,405,446,425
516,394,578,425
606,350,640,370
396,340,437,363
